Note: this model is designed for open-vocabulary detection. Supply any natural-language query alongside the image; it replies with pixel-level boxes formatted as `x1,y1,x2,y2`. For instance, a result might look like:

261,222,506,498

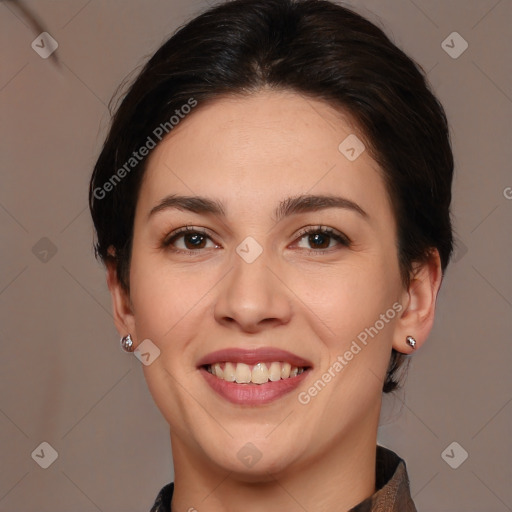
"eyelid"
161,224,352,253
292,225,352,247
161,225,218,248
163,225,205,240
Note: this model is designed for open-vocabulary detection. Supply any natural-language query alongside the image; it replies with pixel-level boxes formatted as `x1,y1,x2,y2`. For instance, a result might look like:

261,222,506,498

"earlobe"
392,250,443,354
105,250,137,341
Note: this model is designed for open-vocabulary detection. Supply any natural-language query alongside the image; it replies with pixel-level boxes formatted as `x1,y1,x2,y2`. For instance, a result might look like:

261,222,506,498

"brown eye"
162,227,219,253
181,232,207,249
306,232,331,249
294,226,351,252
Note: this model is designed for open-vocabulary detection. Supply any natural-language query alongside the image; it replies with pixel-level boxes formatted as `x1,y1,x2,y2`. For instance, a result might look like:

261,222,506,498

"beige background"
0,0,511,511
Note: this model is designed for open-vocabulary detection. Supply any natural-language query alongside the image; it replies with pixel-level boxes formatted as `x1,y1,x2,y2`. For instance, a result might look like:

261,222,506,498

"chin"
195,430,303,475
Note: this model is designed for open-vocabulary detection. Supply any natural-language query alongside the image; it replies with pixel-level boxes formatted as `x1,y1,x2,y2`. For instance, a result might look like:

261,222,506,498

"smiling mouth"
203,361,308,385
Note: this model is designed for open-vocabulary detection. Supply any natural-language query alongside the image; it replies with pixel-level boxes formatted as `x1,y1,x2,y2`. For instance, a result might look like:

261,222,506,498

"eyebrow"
148,193,368,222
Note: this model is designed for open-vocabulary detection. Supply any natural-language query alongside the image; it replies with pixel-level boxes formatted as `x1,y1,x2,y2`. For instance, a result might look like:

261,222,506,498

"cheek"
289,259,399,342
128,248,208,342
130,245,222,351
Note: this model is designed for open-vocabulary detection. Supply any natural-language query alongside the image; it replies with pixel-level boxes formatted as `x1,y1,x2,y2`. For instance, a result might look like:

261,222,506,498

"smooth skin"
107,89,442,511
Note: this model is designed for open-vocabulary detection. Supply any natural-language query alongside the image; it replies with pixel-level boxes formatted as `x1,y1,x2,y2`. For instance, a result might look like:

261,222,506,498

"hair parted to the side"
89,0,454,393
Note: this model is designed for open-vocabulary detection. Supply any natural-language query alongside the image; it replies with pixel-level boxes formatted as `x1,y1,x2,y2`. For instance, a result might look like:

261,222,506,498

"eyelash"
161,225,352,256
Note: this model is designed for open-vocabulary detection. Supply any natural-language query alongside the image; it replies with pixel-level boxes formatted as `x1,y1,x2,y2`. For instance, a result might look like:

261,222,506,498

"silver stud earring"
406,335,417,349
120,334,134,352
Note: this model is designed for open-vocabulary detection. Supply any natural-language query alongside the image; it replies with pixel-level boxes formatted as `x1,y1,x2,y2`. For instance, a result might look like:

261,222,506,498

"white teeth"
206,361,306,384
268,362,281,381
213,362,223,378
235,362,251,383
224,362,236,382
251,363,269,384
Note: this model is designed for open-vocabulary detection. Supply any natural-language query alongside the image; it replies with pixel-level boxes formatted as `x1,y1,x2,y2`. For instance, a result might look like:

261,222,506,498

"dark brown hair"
89,0,454,392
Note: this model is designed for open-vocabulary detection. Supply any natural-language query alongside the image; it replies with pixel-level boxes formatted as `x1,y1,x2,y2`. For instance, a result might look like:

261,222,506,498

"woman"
89,0,453,510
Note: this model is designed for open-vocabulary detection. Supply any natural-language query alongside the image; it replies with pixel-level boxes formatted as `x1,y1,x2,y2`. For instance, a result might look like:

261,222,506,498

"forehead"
148,90,363,165
139,90,390,220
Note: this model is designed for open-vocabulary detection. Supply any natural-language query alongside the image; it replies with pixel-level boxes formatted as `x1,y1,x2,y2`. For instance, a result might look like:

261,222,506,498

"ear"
393,249,443,354
105,247,138,342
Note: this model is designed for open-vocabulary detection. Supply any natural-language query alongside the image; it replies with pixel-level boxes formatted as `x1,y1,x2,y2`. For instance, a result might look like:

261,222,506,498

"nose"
214,249,292,333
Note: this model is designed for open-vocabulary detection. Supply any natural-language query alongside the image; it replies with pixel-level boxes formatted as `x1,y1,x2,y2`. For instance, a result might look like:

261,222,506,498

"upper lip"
197,347,313,368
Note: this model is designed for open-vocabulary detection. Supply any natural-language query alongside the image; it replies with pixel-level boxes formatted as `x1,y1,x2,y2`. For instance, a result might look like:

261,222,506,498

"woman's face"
118,90,411,477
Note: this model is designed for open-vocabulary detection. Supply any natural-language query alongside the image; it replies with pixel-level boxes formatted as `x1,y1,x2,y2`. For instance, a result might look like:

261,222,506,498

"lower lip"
200,367,310,405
